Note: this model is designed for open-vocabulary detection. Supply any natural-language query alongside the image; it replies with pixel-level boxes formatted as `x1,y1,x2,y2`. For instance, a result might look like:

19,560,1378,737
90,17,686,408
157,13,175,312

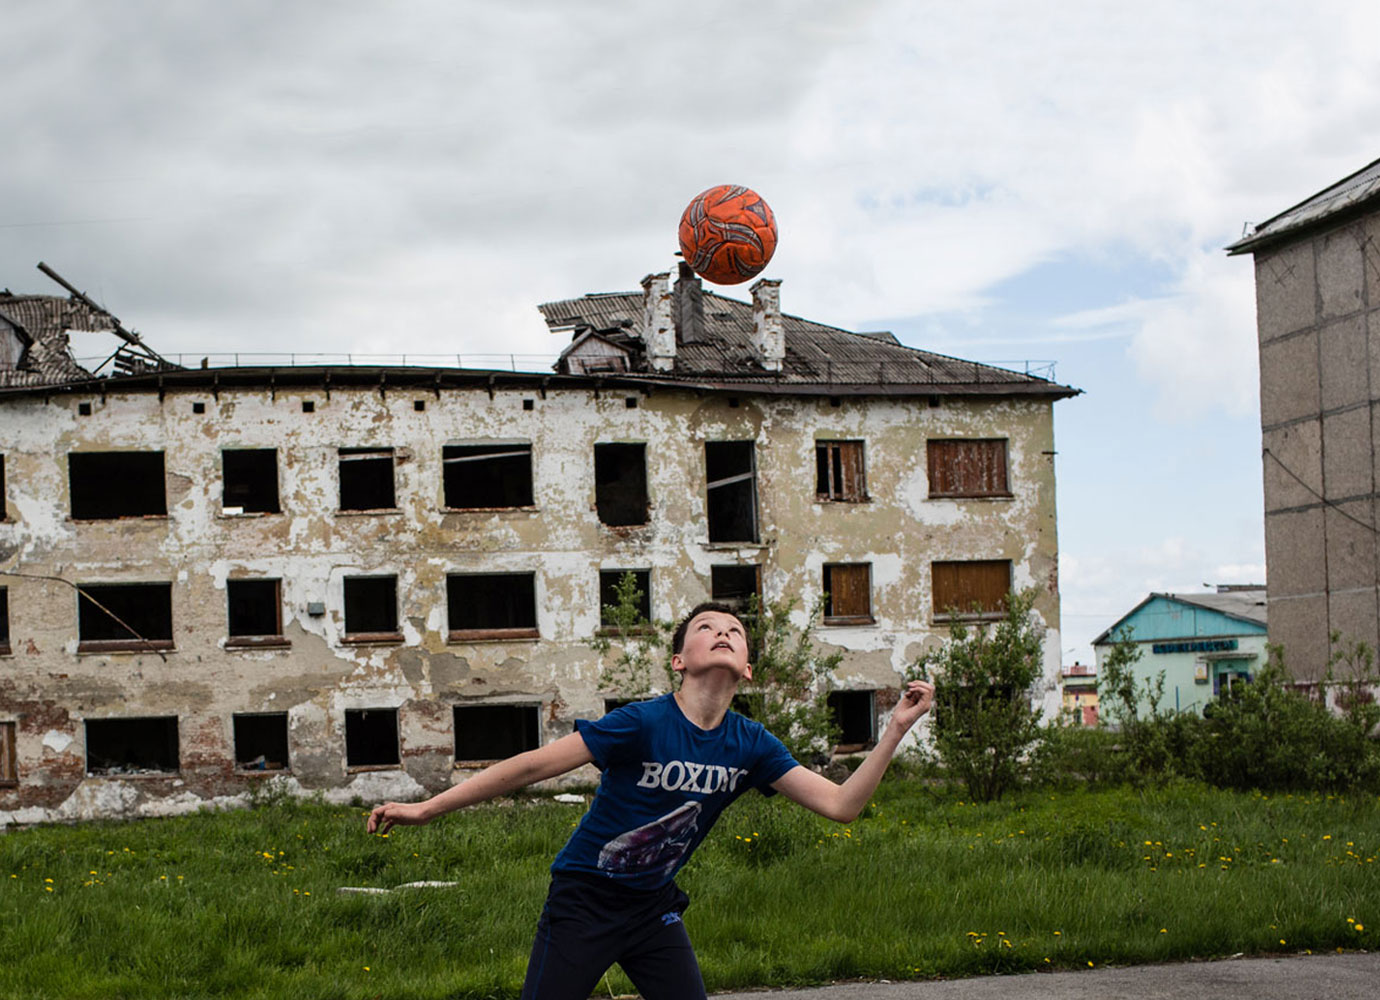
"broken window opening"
0,721,15,785
68,452,167,520
226,579,286,647
927,439,1010,498
599,569,651,628
822,563,874,626
594,443,649,526
0,586,9,656
443,443,533,509
77,583,174,653
447,573,538,640
603,697,645,714
85,717,179,776
931,560,1011,619
453,704,540,763
710,565,761,615
338,447,396,511
0,453,7,520
344,708,400,768
233,712,290,771
222,449,280,514
828,690,877,751
815,440,867,502
705,441,758,543
343,576,400,641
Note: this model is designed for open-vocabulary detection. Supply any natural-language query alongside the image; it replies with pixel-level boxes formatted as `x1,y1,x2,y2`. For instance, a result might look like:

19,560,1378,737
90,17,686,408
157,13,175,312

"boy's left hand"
889,680,935,733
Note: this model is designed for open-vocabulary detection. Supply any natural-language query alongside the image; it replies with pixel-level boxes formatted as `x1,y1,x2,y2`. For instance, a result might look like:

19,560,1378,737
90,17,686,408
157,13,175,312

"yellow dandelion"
1356,924,1365,932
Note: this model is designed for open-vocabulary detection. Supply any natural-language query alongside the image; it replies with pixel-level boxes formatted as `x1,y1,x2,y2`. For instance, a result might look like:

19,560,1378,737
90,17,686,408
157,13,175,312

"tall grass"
3,780,1378,999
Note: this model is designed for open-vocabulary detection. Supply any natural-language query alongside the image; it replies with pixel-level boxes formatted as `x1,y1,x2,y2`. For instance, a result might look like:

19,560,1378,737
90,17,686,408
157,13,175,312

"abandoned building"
0,266,1078,822
1229,157,1380,682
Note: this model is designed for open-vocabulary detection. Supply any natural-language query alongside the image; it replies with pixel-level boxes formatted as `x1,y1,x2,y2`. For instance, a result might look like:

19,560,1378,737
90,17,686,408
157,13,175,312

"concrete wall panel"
1268,593,1330,681
1325,502,1379,592
1259,332,1320,427
1261,420,1322,511
1255,243,1317,343
1318,222,1366,320
1328,587,1380,665
1322,407,1373,499
1319,314,1369,410
1264,507,1326,597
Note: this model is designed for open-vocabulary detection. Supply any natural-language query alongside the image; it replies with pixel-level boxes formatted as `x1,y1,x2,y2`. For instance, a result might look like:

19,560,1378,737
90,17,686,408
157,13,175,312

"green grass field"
3,779,1377,999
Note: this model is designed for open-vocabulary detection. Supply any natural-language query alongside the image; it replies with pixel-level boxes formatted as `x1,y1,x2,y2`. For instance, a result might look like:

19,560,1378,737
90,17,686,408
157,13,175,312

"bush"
1028,721,1130,788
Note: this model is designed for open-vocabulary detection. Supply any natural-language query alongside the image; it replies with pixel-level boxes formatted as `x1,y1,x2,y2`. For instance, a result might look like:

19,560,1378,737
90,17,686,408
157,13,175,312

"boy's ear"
671,652,685,674
743,662,752,681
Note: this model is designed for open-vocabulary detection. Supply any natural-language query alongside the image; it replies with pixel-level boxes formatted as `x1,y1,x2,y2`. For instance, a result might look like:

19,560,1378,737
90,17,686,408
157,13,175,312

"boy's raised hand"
889,679,935,733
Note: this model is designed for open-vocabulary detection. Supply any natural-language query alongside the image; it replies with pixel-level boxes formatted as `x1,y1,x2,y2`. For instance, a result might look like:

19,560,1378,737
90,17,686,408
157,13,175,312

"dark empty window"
829,690,876,749
343,576,399,640
0,453,7,520
233,713,290,770
711,565,760,615
594,443,648,526
222,449,280,513
69,452,166,519
345,708,400,768
226,579,285,646
603,698,643,714
599,569,651,627
815,441,867,501
443,444,533,509
447,573,538,640
823,564,873,625
0,587,8,656
338,448,396,510
77,583,174,653
85,717,179,775
705,441,758,542
932,560,1011,618
927,439,1010,498
453,704,540,762
0,721,14,785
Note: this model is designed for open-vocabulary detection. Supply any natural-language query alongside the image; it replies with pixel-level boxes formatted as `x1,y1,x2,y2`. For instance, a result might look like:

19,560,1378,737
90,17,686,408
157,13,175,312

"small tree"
589,571,673,699
1096,627,1189,781
911,590,1045,802
734,596,841,764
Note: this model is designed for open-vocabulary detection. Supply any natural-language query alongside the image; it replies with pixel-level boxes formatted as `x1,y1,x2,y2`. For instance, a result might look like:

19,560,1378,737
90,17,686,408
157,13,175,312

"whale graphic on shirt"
596,801,703,876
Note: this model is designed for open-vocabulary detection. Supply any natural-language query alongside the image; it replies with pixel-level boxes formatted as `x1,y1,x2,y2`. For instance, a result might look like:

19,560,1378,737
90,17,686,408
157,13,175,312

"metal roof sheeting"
1227,156,1380,254
0,294,110,388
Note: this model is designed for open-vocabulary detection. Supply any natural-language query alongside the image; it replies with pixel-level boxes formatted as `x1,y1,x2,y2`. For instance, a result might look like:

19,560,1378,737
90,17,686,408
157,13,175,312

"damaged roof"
1227,155,1380,255
539,285,1078,398
0,293,109,388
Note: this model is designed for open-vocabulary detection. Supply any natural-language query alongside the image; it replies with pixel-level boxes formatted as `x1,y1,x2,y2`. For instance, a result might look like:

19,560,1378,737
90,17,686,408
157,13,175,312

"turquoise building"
1092,587,1268,718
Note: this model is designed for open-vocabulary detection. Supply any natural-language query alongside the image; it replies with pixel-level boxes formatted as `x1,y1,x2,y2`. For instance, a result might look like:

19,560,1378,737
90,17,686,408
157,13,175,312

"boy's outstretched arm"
366,731,593,834
771,680,934,823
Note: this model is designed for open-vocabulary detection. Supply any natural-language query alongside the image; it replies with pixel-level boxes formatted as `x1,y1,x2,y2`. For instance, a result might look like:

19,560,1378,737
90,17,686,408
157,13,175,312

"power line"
1262,447,1379,535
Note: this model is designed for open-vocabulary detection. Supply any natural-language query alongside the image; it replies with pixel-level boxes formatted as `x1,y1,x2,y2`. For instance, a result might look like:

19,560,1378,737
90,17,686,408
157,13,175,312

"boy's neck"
673,674,741,731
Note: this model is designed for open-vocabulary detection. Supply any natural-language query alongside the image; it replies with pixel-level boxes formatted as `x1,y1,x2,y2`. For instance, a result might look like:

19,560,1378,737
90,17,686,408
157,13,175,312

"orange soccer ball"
678,184,778,285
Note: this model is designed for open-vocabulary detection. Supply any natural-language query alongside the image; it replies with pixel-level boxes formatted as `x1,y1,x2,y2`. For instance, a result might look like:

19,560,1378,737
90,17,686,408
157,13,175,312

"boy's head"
671,602,751,681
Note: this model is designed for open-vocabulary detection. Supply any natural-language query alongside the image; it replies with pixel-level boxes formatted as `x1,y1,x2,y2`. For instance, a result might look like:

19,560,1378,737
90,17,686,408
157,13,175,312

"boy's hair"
671,601,745,655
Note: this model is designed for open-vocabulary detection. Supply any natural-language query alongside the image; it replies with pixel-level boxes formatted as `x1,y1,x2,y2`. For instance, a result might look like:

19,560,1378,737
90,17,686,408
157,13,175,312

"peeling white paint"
41,730,73,753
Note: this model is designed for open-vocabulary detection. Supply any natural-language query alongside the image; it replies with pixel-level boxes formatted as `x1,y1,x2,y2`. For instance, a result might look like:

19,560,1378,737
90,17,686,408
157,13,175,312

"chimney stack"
750,277,784,372
674,261,706,345
640,272,675,372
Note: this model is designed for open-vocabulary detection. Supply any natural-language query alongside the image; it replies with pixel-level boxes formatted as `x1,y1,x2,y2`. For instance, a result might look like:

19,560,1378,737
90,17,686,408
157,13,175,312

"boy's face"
672,610,752,681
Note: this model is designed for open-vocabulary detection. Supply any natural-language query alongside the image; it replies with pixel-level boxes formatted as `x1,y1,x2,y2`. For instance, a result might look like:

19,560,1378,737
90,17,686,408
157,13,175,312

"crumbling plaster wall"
0,380,1060,821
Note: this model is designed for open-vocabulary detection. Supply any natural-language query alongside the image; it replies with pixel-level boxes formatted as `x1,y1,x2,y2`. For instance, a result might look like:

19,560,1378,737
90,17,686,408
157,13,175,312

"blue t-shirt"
551,693,800,889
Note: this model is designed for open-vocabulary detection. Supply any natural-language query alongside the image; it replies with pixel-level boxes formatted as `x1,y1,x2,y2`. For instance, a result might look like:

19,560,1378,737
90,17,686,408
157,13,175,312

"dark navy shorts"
520,873,706,1000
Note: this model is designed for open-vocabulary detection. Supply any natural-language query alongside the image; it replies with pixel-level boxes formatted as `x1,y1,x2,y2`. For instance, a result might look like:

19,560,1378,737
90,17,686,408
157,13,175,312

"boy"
367,602,934,1000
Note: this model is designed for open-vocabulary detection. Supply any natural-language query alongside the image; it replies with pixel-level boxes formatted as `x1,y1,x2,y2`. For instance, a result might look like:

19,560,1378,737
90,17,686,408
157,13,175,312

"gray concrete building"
0,266,1077,822
1229,159,1380,681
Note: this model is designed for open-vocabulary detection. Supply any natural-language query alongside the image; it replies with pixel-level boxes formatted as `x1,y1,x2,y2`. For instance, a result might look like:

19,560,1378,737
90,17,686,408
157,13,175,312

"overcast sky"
6,1,1380,662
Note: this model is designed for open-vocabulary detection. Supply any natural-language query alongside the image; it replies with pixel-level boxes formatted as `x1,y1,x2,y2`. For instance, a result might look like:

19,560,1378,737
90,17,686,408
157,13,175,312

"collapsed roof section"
542,264,1078,399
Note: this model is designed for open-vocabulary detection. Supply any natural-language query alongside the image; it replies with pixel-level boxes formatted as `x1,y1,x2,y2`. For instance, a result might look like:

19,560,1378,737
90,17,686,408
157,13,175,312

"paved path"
714,952,1380,1000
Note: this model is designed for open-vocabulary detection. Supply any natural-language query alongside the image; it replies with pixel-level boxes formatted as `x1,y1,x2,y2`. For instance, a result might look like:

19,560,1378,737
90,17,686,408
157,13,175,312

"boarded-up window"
223,449,280,513
447,573,539,640
594,443,649,526
338,448,396,510
706,441,758,543
226,579,286,647
343,576,400,641
815,440,867,501
454,704,540,763
931,560,1011,618
69,452,167,519
77,583,174,653
823,563,873,625
927,439,1009,498
0,721,15,785
443,444,534,509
